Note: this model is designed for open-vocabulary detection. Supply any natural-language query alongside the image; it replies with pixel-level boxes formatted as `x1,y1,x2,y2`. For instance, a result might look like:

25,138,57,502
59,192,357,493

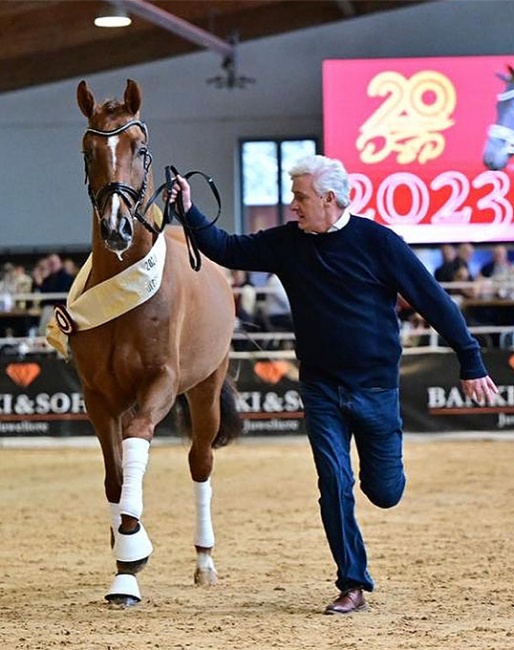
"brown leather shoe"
324,588,367,615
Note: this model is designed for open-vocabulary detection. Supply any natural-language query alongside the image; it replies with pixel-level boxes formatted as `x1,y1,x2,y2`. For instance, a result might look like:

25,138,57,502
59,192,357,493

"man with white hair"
170,155,497,615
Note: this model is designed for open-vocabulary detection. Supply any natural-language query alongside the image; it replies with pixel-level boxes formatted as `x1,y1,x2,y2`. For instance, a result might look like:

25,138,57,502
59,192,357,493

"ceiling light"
94,2,132,28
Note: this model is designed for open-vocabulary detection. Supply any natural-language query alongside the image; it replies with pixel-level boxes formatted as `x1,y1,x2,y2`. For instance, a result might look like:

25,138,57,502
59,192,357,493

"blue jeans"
300,379,406,593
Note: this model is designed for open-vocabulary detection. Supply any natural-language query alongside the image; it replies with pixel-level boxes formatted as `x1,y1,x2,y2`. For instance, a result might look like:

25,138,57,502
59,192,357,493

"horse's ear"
124,79,142,116
508,65,514,80
77,80,96,118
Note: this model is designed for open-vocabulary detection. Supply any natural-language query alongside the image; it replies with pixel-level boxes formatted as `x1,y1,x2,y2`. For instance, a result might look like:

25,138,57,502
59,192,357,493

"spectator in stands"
475,245,514,340
0,263,16,312
396,294,427,347
448,264,478,302
230,269,258,351
263,273,294,332
434,244,457,283
169,154,497,616
38,254,74,334
31,256,50,292
454,242,475,279
479,244,508,281
63,257,80,278
39,254,74,303
11,265,33,309
231,269,257,329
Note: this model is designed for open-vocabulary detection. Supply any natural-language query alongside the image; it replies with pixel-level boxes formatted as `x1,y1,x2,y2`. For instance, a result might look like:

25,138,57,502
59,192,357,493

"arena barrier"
0,346,513,437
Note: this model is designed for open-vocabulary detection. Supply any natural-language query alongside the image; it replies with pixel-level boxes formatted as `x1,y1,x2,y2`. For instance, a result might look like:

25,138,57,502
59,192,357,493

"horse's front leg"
185,362,228,587
85,388,159,607
81,389,145,606
106,416,159,606
106,378,177,605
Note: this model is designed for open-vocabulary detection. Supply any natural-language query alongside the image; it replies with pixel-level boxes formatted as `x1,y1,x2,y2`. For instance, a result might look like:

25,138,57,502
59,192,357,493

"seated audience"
263,273,294,332
448,264,478,303
0,263,16,312
454,242,475,279
231,269,257,329
63,257,80,278
476,245,513,299
230,269,258,351
434,244,457,283
38,254,74,335
12,264,33,308
396,295,428,347
478,244,511,279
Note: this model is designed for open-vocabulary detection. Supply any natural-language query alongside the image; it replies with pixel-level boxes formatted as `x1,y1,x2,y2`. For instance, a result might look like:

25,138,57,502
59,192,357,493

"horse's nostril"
100,218,111,241
120,216,132,241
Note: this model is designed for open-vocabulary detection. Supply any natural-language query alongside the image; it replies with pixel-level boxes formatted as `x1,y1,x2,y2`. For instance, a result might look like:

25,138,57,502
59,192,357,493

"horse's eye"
138,147,148,158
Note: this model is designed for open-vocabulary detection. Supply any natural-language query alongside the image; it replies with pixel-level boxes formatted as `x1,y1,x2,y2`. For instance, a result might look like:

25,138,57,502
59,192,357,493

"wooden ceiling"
0,0,433,95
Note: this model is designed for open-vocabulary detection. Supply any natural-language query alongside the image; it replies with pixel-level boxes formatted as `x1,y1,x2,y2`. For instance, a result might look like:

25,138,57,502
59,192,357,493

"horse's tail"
213,373,243,448
172,374,242,448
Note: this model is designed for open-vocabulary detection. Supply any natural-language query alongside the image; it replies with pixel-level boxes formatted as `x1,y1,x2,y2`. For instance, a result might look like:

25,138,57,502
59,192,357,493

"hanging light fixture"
94,1,132,28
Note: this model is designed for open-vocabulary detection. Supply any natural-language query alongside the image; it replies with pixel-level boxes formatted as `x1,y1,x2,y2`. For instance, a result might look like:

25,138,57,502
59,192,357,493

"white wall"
1,0,513,252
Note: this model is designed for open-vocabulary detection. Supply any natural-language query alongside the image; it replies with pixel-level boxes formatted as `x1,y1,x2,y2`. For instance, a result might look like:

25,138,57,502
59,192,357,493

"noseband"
83,119,158,235
488,88,514,155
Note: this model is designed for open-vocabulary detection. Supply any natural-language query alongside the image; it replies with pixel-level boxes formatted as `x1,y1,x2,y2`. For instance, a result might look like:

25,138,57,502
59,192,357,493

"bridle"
83,118,222,271
83,119,162,235
487,87,514,155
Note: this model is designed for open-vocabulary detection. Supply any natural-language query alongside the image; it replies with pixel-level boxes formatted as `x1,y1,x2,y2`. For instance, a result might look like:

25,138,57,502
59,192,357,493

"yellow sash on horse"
46,234,166,358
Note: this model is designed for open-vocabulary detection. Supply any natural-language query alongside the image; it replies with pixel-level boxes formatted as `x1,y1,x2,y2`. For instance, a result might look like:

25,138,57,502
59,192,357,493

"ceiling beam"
120,0,234,59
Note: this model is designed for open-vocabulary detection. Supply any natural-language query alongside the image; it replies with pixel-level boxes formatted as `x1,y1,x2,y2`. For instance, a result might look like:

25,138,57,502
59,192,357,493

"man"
433,244,457,283
478,244,512,280
170,155,497,615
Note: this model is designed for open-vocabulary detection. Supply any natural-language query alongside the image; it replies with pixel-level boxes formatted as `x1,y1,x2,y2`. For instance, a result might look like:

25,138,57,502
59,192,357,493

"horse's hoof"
105,573,141,606
194,567,218,586
106,594,140,608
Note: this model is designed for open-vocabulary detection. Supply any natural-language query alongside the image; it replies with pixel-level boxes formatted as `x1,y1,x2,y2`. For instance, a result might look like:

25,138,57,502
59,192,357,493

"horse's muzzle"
100,215,133,252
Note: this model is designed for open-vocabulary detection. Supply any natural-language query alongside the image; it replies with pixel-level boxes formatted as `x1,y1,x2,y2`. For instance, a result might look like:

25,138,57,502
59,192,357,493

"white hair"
288,155,350,208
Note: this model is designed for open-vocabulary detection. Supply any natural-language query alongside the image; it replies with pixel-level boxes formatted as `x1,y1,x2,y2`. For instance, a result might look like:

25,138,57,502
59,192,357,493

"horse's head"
483,65,514,171
77,79,153,255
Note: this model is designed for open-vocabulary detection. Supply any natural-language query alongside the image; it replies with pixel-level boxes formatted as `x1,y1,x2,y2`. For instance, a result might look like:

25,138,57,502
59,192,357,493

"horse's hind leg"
185,359,229,586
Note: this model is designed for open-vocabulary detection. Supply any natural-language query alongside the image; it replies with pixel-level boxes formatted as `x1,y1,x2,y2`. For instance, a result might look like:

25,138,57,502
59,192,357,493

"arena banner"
399,349,514,432
0,351,513,436
323,55,514,244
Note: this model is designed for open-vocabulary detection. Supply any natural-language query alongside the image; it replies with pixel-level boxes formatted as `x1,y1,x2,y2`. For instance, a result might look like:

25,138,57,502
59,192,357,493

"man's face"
290,174,329,233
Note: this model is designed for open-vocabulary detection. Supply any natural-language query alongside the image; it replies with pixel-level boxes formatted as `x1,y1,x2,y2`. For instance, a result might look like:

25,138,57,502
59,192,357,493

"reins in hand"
142,165,222,272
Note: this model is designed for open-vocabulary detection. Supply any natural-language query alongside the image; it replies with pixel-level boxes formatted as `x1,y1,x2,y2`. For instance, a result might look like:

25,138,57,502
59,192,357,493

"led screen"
323,56,514,244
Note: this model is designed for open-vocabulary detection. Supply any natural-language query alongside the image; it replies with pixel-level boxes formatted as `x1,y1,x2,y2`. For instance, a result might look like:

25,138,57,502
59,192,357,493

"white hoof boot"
113,522,153,563
194,551,218,586
105,573,141,606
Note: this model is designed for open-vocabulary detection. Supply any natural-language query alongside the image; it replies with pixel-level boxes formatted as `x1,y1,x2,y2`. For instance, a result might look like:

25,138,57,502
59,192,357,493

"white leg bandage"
109,501,122,533
194,479,215,548
119,438,150,520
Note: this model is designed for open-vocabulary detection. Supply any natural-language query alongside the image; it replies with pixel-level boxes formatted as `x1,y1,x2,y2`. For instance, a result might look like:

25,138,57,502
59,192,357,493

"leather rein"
83,119,221,271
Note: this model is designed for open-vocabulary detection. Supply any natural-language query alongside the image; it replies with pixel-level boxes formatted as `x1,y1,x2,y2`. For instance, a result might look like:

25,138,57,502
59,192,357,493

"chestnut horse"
69,79,241,606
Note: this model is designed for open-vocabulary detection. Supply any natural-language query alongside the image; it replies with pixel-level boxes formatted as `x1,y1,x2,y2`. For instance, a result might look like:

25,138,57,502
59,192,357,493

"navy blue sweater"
187,206,487,388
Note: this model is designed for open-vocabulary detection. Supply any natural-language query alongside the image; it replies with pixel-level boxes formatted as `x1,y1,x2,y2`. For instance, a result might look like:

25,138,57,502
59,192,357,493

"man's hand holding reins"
168,174,192,213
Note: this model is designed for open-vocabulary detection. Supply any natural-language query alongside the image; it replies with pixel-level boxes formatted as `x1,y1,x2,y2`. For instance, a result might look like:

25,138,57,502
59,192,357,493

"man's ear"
324,191,335,204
